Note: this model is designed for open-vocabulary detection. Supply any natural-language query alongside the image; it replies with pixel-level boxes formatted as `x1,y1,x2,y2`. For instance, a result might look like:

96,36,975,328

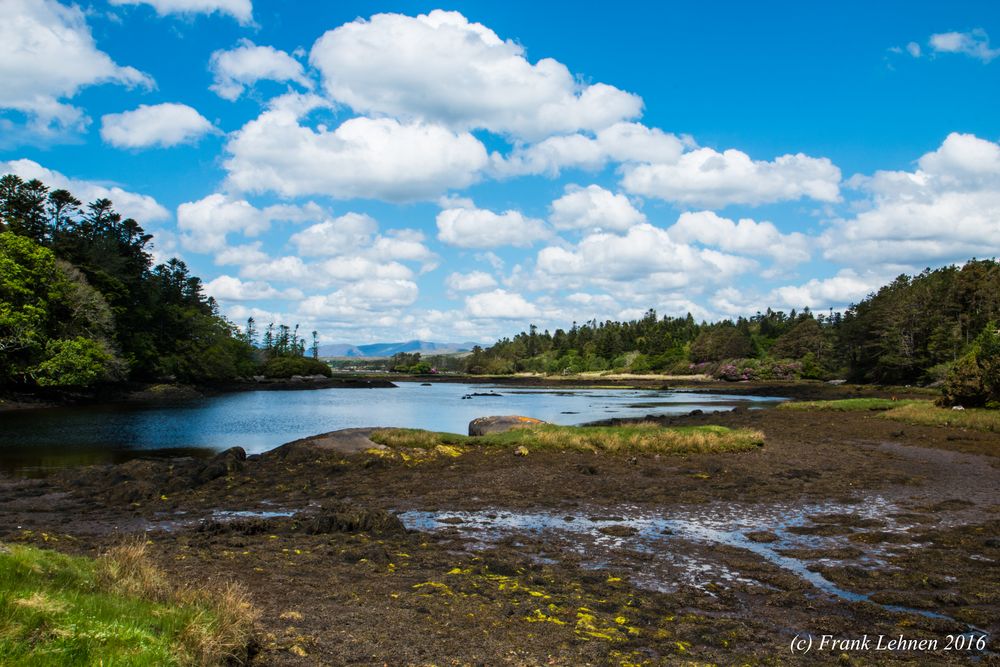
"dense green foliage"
326,352,466,374
0,174,326,388
468,261,1000,397
941,323,1000,407
388,352,433,374
261,355,333,379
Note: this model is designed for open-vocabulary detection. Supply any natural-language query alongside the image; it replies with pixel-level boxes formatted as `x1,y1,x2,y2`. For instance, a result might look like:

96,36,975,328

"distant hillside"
319,340,478,358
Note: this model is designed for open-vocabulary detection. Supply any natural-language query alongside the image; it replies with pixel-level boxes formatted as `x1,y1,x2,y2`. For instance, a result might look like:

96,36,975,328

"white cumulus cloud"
100,103,215,149
494,122,686,177
289,213,378,257
308,10,641,140
210,39,312,100
536,223,755,284
109,0,253,24
299,279,419,319
177,193,320,252
929,29,999,63
437,204,549,248
465,289,540,319
320,257,413,282
446,271,497,292
0,0,151,139
771,270,883,310
214,242,267,266
224,98,488,201
668,211,811,265
621,147,841,208
239,255,310,283
205,275,303,302
549,184,645,232
0,158,168,222
822,133,1000,268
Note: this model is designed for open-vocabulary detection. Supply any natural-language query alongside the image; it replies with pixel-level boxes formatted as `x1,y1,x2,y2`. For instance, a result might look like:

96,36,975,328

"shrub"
32,336,116,387
941,322,1000,408
261,356,332,378
714,357,803,382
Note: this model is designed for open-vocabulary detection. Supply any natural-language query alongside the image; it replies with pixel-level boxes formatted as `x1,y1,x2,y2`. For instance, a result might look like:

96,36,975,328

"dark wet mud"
1,392,997,665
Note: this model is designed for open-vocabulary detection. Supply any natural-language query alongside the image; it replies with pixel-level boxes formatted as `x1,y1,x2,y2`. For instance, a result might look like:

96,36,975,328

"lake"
0,382,784,474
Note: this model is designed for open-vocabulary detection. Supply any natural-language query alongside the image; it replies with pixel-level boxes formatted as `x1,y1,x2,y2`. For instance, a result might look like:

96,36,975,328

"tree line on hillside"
0,174,329,389
466,260,1000,407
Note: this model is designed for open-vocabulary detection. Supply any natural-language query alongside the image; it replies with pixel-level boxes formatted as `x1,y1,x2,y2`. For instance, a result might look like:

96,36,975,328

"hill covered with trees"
467,260,1000,407
0,174,327,390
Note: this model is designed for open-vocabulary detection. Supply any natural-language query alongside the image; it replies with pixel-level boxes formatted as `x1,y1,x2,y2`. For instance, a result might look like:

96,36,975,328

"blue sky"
2,0,999,344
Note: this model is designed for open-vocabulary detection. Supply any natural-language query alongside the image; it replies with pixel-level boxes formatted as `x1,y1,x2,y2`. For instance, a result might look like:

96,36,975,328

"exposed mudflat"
1,388,997,665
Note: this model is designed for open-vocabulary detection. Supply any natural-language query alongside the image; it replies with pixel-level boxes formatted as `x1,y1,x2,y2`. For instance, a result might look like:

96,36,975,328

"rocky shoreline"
0,375,398,413
1,385,996,664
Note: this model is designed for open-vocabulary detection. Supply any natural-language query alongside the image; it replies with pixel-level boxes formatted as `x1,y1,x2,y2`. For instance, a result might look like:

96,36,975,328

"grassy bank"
880,402,1000,432
0,540,257,666
780,398,1000,433
778,398,924,411
370,423,765,455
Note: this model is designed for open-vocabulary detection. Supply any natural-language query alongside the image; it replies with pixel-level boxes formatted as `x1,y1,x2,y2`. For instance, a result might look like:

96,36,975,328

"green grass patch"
778,398,925,412
881,403,1000,433
779,398,1000,432
0,540,257,666
370,422,764,455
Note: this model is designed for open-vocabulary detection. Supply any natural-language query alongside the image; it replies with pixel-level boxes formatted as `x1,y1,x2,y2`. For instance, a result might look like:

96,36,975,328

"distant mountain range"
318,340,479,358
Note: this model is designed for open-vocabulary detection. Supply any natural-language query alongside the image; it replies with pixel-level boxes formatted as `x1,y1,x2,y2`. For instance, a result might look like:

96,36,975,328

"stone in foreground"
468,415,545,436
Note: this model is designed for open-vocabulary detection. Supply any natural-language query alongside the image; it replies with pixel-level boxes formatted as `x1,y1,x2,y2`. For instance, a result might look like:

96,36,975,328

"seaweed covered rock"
66,446,249,505
304,502,405,535
194,447,246,485
468,415,545,436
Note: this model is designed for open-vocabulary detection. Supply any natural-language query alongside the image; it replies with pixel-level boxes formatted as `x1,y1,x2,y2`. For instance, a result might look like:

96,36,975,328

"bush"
941,323,1000,408
714,358,803,382
408,361,432,374
690,325,753,363
32,336,116,387
261,356,332,378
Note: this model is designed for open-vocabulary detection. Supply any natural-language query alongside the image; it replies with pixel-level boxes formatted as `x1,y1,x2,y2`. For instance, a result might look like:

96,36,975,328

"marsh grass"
779,398,1000,432
881,402,1000,433
778,398,924,412
370,423,764,455
0,538,258,666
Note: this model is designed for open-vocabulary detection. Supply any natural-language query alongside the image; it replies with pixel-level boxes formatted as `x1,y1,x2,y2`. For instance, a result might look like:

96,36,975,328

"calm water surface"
0,382,784,473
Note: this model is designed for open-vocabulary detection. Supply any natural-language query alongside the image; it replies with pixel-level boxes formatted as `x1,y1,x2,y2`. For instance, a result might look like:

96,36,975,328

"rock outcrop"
468,415,545,436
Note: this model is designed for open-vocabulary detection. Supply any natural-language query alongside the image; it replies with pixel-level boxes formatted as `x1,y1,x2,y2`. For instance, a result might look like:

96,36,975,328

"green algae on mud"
369,422,765,456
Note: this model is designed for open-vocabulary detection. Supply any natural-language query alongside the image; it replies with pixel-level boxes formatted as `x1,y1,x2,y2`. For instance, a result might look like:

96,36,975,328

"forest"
3,172,997,408
0,174,328,389
466,260,1000,407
